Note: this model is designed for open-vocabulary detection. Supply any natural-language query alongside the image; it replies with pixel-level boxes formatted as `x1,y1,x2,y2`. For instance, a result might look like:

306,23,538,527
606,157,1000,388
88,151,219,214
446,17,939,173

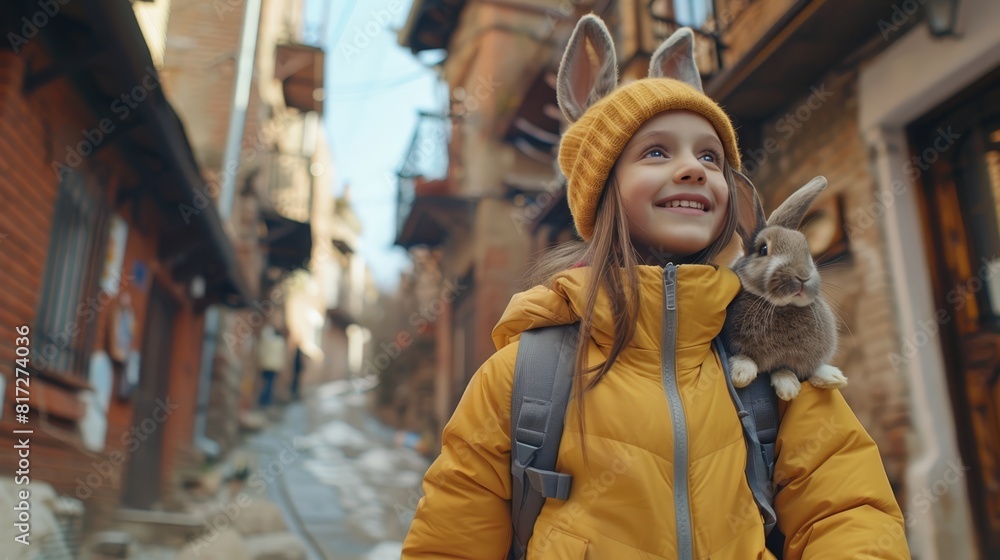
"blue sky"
302,0,441,291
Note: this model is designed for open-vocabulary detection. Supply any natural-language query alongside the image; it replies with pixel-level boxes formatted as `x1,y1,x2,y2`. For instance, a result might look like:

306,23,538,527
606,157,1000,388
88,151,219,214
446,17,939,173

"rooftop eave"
395,195,474,249
75,0,253,305
705,0,902,122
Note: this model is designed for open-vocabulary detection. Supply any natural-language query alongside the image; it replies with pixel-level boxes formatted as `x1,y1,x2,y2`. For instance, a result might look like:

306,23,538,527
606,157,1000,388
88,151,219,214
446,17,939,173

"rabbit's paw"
771,369,801,400
809,364,848,389
730,355,759,388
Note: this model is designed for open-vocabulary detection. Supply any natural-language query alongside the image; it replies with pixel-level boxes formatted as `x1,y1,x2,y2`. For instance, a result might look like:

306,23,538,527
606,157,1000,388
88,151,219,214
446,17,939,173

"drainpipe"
219,0,264,221
194,0,264,459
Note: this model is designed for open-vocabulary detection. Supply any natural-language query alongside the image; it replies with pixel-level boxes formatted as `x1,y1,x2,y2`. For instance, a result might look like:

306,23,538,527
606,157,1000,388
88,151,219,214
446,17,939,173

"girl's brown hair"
526,161,740,466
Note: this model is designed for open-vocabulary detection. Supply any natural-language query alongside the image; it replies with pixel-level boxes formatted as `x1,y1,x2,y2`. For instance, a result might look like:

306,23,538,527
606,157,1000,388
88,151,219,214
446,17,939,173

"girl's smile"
654,193,712,213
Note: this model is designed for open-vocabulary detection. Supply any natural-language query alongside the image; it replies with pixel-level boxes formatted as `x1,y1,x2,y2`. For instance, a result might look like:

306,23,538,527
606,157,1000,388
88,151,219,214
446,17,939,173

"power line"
325,0,360,50
329,70,433,96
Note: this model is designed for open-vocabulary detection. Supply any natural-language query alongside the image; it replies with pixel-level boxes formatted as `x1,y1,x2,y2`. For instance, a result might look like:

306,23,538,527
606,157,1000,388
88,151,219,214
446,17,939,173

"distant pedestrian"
290,345,306,400
257,325,286,407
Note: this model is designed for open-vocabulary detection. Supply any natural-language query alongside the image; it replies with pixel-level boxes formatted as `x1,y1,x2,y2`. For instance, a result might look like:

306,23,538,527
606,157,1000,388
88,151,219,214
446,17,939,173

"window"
649,1,724,75
34,171,109,376
673,0,713,28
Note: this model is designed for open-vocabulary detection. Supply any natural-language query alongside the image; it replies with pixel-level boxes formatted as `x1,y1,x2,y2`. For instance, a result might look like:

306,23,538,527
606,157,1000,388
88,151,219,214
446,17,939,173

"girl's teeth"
667,200,703,209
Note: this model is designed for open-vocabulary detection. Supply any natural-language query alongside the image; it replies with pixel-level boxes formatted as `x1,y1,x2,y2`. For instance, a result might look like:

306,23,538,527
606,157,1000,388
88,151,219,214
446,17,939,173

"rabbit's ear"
556,14,618,123
648,27,702,91
733,171,767,248
767,176,828,230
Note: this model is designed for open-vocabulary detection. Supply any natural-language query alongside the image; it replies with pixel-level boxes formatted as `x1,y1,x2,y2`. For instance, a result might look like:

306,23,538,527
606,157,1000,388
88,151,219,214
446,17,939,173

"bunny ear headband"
555,14,767,254
555,15,703,123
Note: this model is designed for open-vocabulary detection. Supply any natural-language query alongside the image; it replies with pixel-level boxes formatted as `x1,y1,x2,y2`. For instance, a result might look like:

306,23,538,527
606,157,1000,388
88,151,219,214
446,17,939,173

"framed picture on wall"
801,193,850,266
100,214,128,295
108,293,136,364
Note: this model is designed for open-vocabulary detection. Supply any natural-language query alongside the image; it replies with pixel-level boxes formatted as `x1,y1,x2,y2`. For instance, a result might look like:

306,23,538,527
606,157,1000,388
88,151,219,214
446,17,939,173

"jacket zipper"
662,263,693,560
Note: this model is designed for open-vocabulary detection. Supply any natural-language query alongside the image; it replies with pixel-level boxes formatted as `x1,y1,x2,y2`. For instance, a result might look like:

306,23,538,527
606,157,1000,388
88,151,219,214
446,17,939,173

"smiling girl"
401,14,908,560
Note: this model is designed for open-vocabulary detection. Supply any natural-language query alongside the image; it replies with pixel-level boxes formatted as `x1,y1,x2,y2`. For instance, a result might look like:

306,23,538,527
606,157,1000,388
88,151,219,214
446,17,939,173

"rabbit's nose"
792,277,809,294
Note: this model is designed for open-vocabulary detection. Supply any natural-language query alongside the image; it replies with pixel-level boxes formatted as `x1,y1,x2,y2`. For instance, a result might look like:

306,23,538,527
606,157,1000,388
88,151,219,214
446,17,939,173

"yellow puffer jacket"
402,264,909,559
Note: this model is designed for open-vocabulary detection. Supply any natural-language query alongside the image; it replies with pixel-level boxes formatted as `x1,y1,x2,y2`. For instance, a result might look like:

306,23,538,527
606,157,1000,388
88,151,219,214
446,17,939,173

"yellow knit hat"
559,78,741,240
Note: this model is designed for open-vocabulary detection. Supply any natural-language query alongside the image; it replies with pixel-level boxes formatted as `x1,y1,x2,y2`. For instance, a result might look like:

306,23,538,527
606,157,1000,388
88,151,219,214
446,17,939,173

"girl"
402,15,908,560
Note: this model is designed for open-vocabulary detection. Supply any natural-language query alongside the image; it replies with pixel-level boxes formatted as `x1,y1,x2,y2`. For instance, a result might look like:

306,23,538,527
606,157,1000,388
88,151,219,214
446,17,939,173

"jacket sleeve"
401,343,517,559
773,383,910,559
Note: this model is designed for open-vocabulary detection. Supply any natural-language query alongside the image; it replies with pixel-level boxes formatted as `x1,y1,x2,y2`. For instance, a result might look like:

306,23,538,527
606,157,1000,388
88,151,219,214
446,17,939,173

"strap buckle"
512,441,539,480
526,467,572,500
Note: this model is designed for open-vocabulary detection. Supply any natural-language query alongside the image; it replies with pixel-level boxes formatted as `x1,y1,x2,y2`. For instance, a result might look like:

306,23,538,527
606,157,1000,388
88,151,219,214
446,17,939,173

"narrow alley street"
0,0,992,557
246,381,428,560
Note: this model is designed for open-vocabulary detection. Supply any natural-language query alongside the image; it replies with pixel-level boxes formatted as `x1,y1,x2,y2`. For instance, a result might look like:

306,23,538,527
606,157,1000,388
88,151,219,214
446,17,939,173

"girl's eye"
644,148,668,159
758,243,768,257
701,150,723,164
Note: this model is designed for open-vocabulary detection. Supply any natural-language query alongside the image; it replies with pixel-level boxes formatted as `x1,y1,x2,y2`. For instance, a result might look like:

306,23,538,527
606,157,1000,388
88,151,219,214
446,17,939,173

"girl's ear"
556,14,618,123
766,176,828,230
648,27,703,91
733,171,767,250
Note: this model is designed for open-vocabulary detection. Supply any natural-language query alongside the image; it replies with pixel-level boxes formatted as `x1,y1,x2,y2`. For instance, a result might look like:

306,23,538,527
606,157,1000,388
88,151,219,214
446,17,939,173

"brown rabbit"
724,175,847,400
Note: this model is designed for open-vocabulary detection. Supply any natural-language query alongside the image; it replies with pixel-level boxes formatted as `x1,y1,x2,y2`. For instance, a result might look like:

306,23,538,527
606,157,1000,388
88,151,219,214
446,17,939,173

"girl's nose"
673,157,707,185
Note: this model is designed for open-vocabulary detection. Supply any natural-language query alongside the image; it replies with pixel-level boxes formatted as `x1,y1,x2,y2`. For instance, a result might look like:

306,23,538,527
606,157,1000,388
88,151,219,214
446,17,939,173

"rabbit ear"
767,176,828,230
648,27,702,91
556,14,619,123
733,171,767,248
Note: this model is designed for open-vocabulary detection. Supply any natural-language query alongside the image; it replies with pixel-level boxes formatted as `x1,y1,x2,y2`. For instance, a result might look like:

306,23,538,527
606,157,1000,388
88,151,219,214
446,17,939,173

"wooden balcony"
395,112,475,248
399,0,469,53
275,43,324,114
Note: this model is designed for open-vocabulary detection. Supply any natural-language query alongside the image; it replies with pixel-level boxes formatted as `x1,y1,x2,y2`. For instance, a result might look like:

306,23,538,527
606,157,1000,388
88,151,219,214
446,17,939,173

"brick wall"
0,36,212,532
0,44,124,529
745,67,911,497
160,0,246,171
1,49,121,530
0,52,52,332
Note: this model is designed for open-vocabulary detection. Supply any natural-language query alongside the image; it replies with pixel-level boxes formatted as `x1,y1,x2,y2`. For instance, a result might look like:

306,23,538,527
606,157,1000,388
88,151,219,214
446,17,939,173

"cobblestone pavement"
246,381,428,560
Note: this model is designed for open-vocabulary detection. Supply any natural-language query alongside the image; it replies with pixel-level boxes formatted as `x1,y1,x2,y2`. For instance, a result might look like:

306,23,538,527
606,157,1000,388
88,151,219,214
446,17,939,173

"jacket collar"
492,264,741,354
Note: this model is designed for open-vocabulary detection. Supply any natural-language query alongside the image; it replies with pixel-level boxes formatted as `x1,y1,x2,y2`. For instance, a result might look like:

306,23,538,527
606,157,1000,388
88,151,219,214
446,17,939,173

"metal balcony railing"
396,112,450,238
647,0,759,77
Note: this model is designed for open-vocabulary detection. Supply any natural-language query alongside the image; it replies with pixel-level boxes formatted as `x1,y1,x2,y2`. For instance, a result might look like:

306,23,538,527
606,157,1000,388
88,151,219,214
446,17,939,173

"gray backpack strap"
508,325,578,560
714,337,780,537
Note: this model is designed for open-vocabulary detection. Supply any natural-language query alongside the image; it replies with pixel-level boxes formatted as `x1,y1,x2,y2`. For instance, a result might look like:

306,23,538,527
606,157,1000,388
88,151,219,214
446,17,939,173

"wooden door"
121,280,177,510
912,68,1000,556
